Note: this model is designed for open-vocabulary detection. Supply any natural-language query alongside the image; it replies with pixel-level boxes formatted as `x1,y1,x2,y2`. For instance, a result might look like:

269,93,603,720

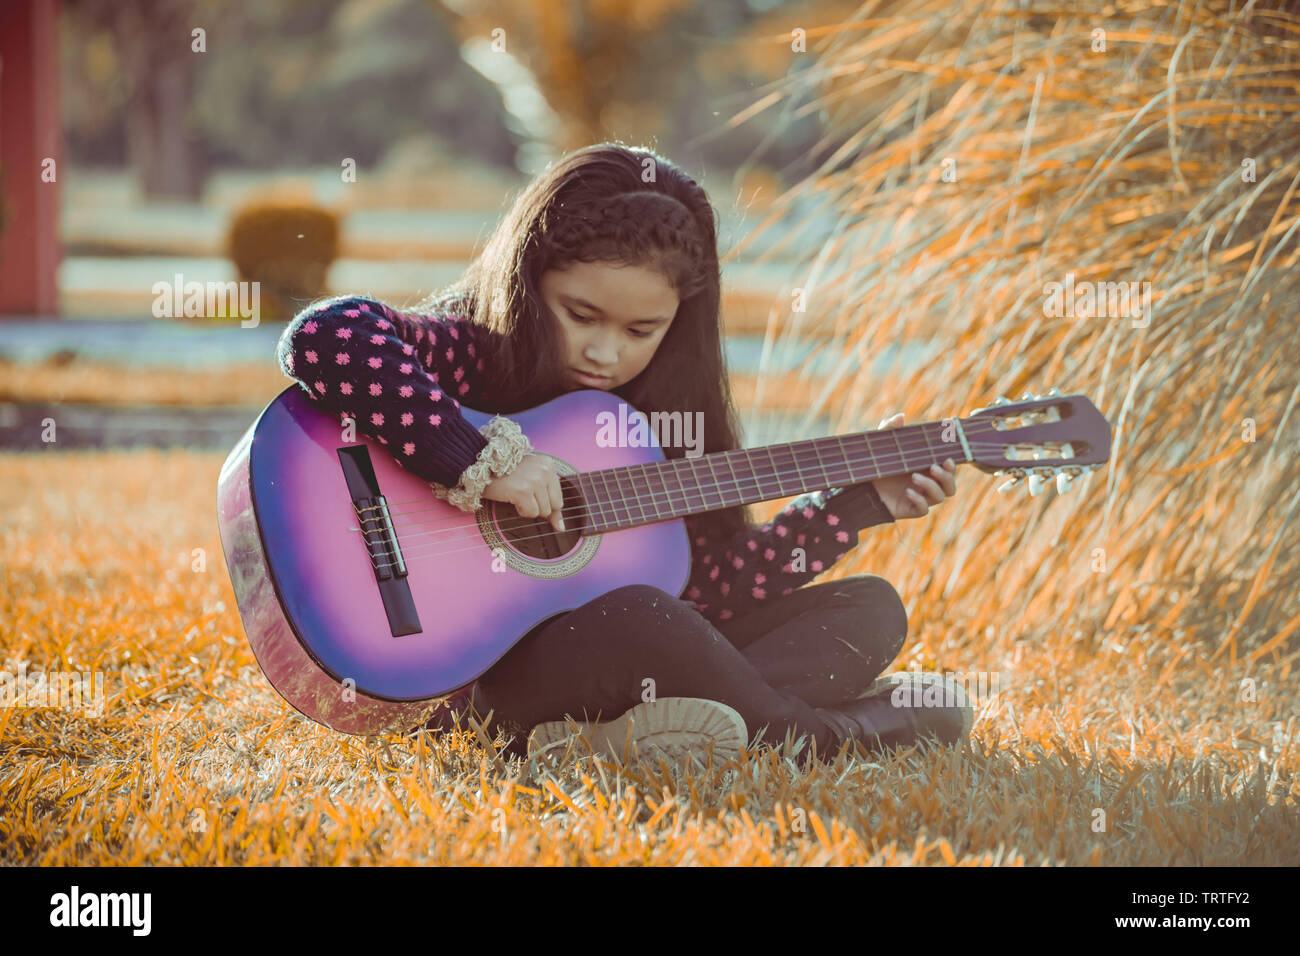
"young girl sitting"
276,142,969,766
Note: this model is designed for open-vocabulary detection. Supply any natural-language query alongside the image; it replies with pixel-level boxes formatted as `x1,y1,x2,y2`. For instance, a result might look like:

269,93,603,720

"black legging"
419,574,908,759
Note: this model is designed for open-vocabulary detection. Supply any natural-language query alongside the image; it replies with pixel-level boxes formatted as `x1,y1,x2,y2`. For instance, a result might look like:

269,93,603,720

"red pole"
0,0,61,315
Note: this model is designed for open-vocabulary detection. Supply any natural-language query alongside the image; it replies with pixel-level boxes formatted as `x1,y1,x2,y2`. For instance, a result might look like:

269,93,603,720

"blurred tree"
430,0,862,181
60,0,521,179
65,0,207,199
56,0,858,188
432,0,708,154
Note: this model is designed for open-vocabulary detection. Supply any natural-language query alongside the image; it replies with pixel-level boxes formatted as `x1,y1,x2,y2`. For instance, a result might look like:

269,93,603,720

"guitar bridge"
337,445,422,637
355,494,406,580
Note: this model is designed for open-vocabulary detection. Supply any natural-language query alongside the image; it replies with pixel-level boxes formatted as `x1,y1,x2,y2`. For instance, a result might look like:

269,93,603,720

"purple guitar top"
275,295,897,626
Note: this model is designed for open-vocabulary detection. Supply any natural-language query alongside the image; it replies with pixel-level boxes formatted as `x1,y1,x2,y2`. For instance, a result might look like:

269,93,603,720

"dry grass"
731,0,1300,667
0,450,1295,865
0,359,287,408
0,357,829,414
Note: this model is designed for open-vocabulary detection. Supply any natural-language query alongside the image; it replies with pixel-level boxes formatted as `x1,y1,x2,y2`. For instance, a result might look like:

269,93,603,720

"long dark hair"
415,141,751,544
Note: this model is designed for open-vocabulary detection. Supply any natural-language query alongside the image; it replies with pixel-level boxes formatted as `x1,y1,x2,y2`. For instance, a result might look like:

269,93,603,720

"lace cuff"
430,416,534,513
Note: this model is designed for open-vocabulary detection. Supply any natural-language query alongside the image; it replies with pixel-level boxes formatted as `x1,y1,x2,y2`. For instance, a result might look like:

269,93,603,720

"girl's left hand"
870,412,958,520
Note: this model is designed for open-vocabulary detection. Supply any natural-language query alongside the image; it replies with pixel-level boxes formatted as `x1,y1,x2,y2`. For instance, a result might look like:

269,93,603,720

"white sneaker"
526,697,748,765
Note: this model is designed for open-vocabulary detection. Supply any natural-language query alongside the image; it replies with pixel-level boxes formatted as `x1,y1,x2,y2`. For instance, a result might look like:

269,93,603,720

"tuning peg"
992,395,1011,406
1045,387,1062,397
1027,473,1047,495
996,477,1020,494
1056,470,1074,494
995,468,1025,493
1021,392,1037,401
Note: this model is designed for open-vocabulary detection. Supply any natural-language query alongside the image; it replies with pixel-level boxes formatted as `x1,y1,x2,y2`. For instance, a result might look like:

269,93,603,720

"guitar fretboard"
572,420,968,534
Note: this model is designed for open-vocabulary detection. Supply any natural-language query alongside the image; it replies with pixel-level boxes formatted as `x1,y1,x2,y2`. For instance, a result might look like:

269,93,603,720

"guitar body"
216,385,691,735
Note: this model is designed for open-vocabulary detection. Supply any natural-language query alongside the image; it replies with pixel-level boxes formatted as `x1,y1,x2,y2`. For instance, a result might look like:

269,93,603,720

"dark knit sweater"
276,295,896,626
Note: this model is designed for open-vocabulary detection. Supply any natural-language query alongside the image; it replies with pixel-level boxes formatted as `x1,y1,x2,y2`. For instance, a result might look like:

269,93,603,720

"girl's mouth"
573,369,613,387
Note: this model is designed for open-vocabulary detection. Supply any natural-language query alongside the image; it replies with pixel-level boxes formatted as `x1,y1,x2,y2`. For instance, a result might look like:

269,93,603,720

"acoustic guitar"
216,386,1111,735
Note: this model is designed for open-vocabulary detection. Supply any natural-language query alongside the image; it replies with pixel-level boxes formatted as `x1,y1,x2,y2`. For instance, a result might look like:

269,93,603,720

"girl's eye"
573,310,651,338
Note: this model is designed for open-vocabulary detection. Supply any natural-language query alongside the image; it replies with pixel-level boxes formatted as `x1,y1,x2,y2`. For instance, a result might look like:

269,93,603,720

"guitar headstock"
963,389,1111,496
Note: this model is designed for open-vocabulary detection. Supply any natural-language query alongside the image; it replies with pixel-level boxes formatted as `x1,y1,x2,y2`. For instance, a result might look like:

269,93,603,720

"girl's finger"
929,463,956,495
911,473,943,503
906,488,927,511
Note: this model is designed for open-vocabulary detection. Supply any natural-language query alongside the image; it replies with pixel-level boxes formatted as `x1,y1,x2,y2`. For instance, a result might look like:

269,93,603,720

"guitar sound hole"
491,480,587,559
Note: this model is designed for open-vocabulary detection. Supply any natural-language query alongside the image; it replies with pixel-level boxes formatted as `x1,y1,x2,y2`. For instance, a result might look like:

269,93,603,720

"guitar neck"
573,419,968,534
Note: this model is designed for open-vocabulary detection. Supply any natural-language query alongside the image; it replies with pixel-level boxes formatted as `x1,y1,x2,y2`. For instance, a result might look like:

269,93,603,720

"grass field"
2,450,1295,865
0,355,836,415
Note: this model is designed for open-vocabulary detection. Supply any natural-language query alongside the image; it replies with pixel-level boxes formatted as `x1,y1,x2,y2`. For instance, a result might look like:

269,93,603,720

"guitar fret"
587,471,605,530
640,462,661,521
627,467,647,524
864,432,883,480
577,474,604,533
836,435,859,485
920,424,938,470
721,450,747,507
810,439,834,489
658,461,675,518
686,458,705,514
704,457,724,510
722,450,743,504
890,429,910,476
780,444,797,494
601,469,626,528
794,441,816,490
634,463,649,520
615,469,634,525
632,469,645,523
783,444,801,495
740,449,765,503
669,459,691,517
766,447,785,498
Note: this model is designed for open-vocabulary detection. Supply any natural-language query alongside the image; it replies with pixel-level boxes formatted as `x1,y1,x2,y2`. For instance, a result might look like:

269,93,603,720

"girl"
276,142,969,766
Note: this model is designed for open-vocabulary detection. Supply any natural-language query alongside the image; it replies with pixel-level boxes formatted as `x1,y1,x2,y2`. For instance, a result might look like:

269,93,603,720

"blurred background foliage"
57,0,865,199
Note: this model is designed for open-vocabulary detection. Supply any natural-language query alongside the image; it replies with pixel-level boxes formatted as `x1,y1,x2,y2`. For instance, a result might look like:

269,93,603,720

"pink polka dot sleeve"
683,482,895,626
276,294,492,488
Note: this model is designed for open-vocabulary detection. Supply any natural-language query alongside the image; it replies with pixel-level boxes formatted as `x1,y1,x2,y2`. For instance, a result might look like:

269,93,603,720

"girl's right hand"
481,454,568,532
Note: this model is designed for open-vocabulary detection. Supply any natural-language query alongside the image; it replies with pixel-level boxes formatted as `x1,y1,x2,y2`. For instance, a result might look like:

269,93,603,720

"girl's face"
540,260,678,391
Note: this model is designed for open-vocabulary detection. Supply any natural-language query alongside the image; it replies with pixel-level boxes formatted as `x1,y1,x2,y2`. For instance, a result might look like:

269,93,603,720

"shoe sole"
858,673,974,739
526,697,747,764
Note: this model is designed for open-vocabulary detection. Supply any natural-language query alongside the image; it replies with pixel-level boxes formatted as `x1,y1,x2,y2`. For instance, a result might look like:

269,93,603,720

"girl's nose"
585,336,619,366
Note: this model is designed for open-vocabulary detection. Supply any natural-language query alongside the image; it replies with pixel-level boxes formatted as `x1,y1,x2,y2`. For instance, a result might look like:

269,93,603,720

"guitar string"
378,433,1026,535
372,417,1023,523
375,425,1058,534
360,431,1068,562
362,443,1091,572
357,437,1084,569
368,422,1014,530
358,418,1020,511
